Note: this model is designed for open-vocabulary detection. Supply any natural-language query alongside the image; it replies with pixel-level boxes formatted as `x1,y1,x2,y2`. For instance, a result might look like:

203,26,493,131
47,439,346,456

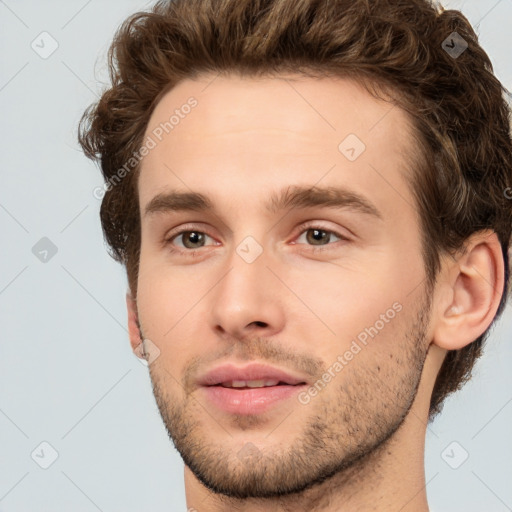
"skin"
126,73,504,511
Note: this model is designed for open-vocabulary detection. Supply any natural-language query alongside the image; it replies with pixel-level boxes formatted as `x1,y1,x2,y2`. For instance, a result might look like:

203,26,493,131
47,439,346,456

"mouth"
197,362,309,415
214,379,303,388
201,379,308,415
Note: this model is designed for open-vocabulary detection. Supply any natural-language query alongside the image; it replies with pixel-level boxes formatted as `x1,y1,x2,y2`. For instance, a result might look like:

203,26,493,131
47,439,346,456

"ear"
126,291,144,359
432,230,505,350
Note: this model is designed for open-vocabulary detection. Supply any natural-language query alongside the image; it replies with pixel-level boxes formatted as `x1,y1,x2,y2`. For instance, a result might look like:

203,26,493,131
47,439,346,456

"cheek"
135,267,176,340
135,260,212,369
137,248,207,323
291,258,402,326
287,259,414,369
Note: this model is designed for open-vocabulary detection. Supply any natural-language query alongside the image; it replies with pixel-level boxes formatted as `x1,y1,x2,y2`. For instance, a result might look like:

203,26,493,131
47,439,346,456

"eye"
163,222,349,256
166,229,216,251
294,223,348,252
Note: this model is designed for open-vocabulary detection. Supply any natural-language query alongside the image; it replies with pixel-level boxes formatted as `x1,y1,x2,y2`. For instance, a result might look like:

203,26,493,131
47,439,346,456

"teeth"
220,379,280,388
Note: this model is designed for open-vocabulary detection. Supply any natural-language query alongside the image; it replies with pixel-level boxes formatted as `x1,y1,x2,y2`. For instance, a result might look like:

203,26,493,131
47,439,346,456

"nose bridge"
209,234,285,336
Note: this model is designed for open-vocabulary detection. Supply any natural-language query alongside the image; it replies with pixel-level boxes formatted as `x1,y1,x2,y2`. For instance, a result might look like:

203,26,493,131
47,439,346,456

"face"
133,73,434,498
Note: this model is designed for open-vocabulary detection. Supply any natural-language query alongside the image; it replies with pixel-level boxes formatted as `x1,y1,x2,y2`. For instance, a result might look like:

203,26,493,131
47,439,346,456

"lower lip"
201,384,306,415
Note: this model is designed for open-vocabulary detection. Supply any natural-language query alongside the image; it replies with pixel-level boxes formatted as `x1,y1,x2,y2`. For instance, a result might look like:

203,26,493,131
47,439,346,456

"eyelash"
164,222,349,257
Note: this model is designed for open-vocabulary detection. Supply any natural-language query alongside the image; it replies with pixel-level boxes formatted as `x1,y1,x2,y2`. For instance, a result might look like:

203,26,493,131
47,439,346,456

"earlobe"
126,291,145,358
432,231,505,351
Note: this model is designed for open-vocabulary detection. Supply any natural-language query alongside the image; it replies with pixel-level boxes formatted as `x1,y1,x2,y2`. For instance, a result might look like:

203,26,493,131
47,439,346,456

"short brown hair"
78,0,512,421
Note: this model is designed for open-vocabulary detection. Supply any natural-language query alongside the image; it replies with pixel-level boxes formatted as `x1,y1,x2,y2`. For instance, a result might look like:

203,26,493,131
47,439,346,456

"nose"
209,244,286,341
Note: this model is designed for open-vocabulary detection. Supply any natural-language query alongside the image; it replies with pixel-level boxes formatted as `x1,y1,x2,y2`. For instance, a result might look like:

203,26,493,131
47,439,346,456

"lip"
201,384,307,415
197,362,309,415
197,362,308,387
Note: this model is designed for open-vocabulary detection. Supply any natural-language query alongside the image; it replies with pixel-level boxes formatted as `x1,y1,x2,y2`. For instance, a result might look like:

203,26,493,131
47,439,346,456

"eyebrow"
143,185,383,220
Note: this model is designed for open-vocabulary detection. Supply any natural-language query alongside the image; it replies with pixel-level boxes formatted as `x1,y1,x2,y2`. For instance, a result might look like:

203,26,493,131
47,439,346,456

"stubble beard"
143,295,431,501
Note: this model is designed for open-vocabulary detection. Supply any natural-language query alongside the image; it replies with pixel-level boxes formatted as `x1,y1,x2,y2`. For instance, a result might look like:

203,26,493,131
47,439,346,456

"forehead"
138,72,419,222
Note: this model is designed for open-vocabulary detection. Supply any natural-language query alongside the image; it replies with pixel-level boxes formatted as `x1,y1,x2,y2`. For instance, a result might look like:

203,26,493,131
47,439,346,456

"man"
78,0,512,510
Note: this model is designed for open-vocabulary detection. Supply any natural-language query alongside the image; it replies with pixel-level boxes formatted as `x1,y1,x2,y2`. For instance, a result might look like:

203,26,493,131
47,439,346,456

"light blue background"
1,1,511,510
